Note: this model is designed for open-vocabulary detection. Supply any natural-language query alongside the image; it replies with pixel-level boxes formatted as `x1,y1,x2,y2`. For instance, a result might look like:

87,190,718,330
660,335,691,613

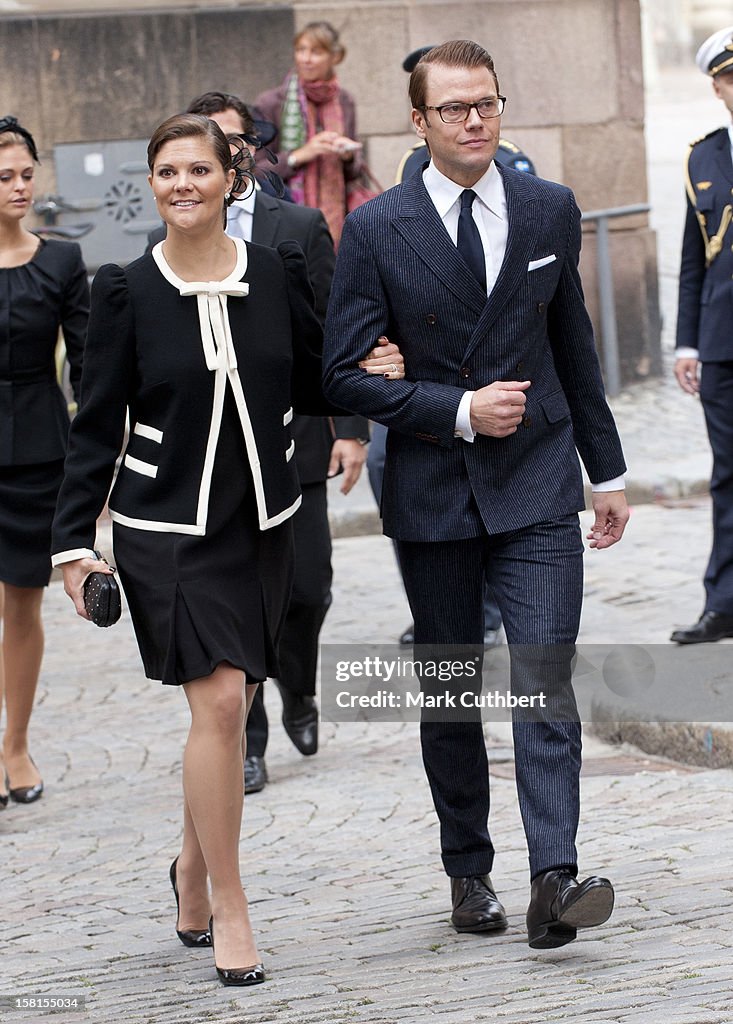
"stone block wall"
0,0,660,384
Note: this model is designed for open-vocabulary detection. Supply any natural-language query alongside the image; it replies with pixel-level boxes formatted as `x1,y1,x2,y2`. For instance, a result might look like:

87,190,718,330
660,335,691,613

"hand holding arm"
359,335,405,379
587,490,629,550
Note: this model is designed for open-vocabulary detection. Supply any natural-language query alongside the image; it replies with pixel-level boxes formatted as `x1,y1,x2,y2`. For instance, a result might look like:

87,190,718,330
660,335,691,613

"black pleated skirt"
113,391,294,686
0,459,65,588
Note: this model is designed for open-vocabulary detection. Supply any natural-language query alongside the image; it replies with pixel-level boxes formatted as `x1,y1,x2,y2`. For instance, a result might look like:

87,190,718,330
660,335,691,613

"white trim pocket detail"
134,422,163,443
285,440,295,463
283,407,293,426
528,254,557,272
124,454,159,479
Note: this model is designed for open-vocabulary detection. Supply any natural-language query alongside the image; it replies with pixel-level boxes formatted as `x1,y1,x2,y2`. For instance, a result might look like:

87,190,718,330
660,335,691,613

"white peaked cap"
695,25,733,76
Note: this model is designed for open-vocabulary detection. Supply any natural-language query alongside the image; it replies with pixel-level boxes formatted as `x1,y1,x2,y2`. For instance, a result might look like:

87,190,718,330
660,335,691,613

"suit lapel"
252,192,281,247
392,174,488,316
465,165,539,352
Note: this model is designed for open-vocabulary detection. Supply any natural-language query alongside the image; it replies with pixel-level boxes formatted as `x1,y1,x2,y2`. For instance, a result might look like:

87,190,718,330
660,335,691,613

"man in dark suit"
323,40,629,949
671,26,733,644
148,92,370,792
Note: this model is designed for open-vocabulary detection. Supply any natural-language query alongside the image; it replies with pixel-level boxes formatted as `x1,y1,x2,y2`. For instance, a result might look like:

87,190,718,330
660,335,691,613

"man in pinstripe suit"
323,40,629,949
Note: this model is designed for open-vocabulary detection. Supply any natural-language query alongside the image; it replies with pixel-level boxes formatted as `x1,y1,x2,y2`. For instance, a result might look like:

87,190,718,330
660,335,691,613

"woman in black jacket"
0,116,88,809
52,113,398,986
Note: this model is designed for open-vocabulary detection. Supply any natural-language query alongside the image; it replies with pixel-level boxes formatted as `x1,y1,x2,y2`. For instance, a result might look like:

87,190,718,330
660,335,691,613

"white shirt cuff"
454,391,476,442
592,476,625,492
675,347,699,360
51,548,97,567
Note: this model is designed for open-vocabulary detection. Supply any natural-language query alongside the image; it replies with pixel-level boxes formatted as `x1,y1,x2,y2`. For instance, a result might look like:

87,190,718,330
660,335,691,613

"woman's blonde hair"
294,21,346,63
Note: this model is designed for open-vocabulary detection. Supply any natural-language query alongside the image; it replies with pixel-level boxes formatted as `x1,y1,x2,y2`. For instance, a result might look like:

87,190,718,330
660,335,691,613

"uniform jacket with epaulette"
677,126,733,359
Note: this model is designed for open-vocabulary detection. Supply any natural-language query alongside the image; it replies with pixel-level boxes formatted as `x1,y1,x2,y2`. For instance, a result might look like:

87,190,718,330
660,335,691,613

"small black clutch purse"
83,550,121,628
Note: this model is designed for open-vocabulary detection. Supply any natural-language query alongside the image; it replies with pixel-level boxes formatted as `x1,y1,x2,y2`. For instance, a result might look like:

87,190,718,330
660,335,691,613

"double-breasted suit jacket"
322,165,626,542
677,126,733,361
52,238,327,557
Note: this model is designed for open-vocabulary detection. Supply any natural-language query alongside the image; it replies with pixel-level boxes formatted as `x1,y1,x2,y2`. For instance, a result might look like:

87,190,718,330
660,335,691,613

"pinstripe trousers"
396,514,584,879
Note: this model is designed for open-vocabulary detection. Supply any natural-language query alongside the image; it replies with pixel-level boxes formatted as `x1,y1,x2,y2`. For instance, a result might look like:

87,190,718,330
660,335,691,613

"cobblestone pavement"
3,66,733,1024
3,502,733,1024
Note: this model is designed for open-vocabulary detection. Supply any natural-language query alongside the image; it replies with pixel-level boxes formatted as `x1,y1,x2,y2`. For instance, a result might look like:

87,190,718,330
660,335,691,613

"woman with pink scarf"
255,21,363,246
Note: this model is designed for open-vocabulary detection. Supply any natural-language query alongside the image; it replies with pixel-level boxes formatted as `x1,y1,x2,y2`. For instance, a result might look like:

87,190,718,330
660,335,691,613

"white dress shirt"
226,190,256,241
422,159,623,492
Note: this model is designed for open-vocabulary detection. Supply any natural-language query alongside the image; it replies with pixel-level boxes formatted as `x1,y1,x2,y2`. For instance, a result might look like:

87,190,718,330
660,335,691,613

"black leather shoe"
169,858,212,948
244,755,267,794
450,875,508,933
527,869,614,949
399,624,415,646
210,917,265,987
670,610,733,644
277,684,318,756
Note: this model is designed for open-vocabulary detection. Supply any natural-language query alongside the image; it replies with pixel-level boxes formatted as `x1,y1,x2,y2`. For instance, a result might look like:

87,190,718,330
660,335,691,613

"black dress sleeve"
59,243,90,403
52,264,135,555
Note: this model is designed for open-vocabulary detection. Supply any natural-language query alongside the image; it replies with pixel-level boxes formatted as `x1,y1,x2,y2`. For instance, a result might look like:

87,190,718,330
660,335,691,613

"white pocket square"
527,255,557,272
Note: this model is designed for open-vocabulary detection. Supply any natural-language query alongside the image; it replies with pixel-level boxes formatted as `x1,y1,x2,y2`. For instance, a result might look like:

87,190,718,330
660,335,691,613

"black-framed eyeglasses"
420,97,506,123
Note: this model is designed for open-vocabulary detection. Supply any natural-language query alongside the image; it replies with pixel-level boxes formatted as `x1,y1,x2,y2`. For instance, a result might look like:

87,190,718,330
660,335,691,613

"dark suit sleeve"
546,194,627,483
59,243,90,404
279,241,343,417
52,264,135,555
301,209,336,325
675,194,706,350
322,214,465,447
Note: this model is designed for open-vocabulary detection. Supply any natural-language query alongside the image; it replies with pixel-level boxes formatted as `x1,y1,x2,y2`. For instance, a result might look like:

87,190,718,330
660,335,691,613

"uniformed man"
671,26,733,643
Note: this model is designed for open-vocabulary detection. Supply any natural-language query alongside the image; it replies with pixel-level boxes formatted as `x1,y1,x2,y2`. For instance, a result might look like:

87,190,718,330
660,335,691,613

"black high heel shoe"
8,756,43,804
169,858,212,948
209,916,265,986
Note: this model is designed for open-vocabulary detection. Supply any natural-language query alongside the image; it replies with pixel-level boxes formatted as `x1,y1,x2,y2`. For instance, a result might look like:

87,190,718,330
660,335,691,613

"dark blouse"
0,237,89,465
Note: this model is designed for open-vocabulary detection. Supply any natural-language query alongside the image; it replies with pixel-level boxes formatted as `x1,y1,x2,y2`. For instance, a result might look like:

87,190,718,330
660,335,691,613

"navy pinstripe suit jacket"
322,164,626,542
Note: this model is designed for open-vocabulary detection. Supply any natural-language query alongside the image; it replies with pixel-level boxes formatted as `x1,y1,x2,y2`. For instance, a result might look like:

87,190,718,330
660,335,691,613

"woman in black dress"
51,113,399,986
0,117,88,809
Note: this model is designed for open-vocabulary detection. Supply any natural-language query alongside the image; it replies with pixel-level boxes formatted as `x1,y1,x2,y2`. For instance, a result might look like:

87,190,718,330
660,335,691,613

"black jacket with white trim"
52,239,330,557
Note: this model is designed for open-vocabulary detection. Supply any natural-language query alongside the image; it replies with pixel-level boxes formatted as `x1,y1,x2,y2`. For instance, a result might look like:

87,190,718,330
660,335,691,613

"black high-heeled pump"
209,916,265,986
169,858,212,948
7,756,43,804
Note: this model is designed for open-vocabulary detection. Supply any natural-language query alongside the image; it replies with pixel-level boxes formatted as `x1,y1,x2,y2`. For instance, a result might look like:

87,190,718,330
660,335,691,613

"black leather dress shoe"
244,755,267,794
277,684,318,756
526,869,614,949
670,610,733,644
450,875,508,933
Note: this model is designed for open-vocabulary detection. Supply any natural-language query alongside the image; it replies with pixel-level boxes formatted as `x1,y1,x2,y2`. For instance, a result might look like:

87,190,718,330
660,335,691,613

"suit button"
537,302,546,314
516,362,523,372
426,313,437,325
523,415,532,427
460,366,471,379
